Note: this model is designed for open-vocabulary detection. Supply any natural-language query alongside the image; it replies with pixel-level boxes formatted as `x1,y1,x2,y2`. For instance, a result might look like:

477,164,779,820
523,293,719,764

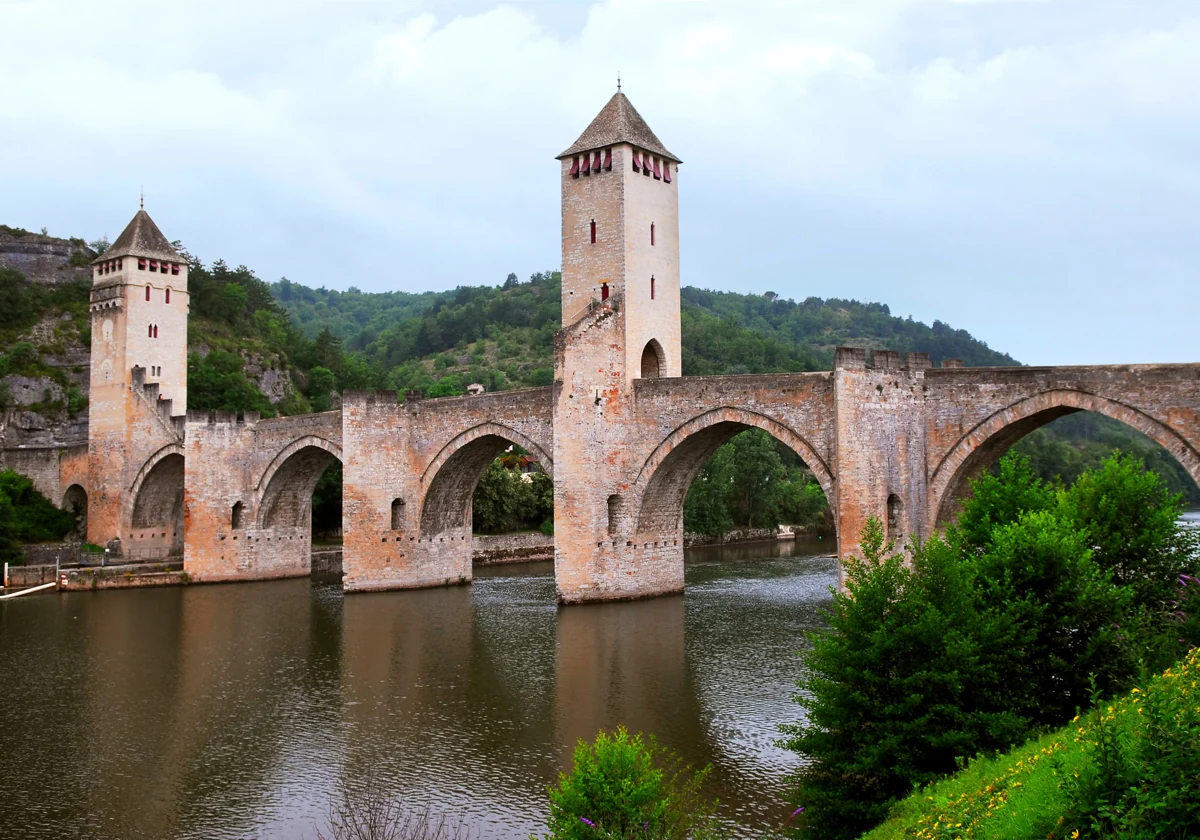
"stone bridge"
174,347,1200,601
7,92,1198,604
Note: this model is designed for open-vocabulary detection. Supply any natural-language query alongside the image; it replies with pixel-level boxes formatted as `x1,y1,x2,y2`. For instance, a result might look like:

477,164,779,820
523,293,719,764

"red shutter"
138,259,147,270
570,157,580,177
601,283,609,301
663,163,672,183
118,259,123,269
602,149,612,170
632,150,642,171
171,264,180,275
581,153,591,175
652,158,662,180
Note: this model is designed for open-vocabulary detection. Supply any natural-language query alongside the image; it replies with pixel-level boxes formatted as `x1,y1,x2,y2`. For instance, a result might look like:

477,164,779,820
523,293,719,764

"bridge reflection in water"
0,540,835,839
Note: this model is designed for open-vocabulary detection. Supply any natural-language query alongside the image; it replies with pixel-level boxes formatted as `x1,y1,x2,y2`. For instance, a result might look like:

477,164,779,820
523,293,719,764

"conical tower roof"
558,92,680,163
94,208,181,265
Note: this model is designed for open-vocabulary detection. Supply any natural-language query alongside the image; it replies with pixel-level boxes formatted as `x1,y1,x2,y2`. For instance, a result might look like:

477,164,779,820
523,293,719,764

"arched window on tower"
153,325,158,339
231,502,245,529
145,285,151,301
391,498,406,530
148,324,153,338
165,288,171,304
601,283,609,302
590,220,596,244
650,276,656,300
641,339,664,378
650,223,655,246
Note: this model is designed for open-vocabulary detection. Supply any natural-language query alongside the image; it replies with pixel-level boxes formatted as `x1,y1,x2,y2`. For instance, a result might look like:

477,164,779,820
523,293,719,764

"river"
0,538,837,839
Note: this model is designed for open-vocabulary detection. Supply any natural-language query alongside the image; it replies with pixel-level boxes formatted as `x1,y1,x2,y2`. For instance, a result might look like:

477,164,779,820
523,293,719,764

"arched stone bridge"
170,348,1199,601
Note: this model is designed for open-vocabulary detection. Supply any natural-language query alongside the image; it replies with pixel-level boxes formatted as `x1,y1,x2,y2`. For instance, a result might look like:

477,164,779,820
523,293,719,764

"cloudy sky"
1,0,1196,365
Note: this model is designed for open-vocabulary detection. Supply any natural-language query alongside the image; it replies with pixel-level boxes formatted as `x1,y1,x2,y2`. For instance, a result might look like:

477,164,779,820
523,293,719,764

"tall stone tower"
87,208,189,550
553,91,683,603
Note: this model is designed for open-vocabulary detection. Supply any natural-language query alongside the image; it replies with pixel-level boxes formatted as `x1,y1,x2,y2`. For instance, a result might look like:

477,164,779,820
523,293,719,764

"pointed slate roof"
558,92,680,163
93,209,181,265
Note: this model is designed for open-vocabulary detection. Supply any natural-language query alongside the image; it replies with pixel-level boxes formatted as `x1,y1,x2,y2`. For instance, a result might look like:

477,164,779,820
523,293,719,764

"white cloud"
0,0,1198,363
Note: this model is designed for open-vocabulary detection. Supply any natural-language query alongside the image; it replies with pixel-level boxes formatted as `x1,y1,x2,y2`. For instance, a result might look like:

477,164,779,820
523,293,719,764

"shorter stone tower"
553,91,684,602
87,208,189,552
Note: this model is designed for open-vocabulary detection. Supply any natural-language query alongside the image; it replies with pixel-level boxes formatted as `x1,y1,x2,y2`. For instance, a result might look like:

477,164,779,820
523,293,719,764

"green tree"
727,430,787,529
784,454,1190,840
542,726,721,840
217,281,249,324
0,268,33,328
954,453,1054,555
1058,453,1199,611
188,351,275,417
972,509,1132,729
684,445,735,537
781,520,1021,840
306,366,337,413
0,470,77,562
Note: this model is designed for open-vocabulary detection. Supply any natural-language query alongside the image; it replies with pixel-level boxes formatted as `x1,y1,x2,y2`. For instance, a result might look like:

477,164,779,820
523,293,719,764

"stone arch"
258,438,343,530
419,422,554,538
62,483,87,537
640,339,665,379
928,389,1200,531
131,448,185,555
631,406,835,537
254,435,344,493
129,443,185,512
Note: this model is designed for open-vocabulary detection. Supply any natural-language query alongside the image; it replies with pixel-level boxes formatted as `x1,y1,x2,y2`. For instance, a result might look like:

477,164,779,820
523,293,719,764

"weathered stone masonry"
5,91,1199,605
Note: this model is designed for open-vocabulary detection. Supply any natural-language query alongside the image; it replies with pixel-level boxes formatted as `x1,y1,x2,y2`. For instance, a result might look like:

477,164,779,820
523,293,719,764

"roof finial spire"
617,71,621,93
140,186,144,210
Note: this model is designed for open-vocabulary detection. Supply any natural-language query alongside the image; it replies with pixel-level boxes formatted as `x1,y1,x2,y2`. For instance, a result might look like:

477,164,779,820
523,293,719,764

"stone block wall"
831,350,930,564
183,409,342,582
473,532,554,565
341,388,554,592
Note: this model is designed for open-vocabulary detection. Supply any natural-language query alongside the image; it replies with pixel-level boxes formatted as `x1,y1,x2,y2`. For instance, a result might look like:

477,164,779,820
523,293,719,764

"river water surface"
0,539,836,839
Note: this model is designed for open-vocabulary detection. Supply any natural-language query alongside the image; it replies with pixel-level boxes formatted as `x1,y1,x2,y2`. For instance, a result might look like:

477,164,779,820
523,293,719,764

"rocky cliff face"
0,227,94,286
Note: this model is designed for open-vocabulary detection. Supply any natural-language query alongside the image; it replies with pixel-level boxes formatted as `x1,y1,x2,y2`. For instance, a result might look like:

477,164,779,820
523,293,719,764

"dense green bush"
541,726,723,840
471,457,552,535
781,453,1199,840
187,350,276,417
0,267,35,328
0,469,77,562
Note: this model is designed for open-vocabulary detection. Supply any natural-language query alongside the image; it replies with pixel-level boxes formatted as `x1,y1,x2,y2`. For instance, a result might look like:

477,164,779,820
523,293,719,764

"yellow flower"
1071,831,1080,839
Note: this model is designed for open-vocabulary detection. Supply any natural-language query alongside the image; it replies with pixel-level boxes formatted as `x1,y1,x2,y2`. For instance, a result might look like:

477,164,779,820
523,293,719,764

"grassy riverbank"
862,647,1200,840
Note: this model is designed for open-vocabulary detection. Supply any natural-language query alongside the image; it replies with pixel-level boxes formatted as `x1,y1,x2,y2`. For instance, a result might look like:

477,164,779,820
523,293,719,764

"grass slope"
860,647,1200,840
